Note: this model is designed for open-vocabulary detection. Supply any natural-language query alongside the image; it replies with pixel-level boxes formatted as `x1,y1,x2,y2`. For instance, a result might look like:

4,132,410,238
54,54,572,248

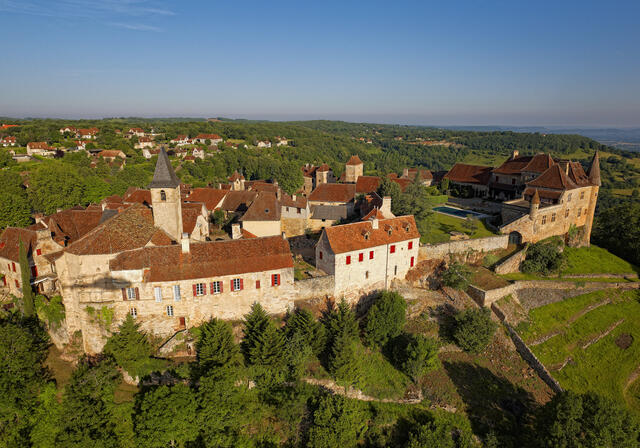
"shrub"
452,308,497,353
391,333,440,381
441,263,472,290
362,291,407,348
34,295,65,329
521,237,566,275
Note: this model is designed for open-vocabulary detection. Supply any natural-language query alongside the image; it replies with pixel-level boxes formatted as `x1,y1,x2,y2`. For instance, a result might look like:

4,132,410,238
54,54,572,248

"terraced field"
517,289,640,414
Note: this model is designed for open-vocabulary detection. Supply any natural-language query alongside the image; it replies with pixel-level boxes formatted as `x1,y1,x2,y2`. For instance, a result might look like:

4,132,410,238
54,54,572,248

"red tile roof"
522,153,555,174
308,183,356,203
228,171,245,181
361,208,387,221
27,142,55,150
316,163,331,172
41,208,104,245
181,202,205,234
346,155,363,166
444,163,493,185
64,203,173,255
0,228,37,262
186,188,228,210
241,192,280,222
356,176,381,194
322,215,419,254
527,164,577,191
109,235,293,282
247,181,279,193
195,133,222,140
98,150,126,159
492,155,533,175
566,162,591,187
391,177,412,192
404,168,433,181
280,192,307,208
221,191,258,213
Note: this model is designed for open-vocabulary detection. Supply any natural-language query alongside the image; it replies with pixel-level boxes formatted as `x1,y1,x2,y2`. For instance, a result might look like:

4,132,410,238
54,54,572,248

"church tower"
149,148,183,241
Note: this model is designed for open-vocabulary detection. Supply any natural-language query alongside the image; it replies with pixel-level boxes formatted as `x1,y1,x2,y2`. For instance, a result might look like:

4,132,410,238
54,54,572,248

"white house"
1,136,16,147
135,137,154,149
256,140,272,148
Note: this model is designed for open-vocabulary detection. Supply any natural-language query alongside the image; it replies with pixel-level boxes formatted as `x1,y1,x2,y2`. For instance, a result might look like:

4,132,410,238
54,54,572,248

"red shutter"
135,287,140,300
203,283,207,295
210,282,214,294
193,284,197,296
239,279,244,290
369,250,374,259
410,256,415,267
31,266,38,277
2,276,6,286
390,245,396,254
256,280,261,289
358,253,363,262
220,281,223,293
346,256,351,265
12,263,16,272
15,280,19,288
36,249,42,256
122,288,127,301
408,241,413,250
230,280,234,291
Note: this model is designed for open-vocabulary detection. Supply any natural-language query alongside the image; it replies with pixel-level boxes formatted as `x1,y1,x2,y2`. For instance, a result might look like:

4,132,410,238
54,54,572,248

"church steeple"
587,150,601,186
149,148,183,241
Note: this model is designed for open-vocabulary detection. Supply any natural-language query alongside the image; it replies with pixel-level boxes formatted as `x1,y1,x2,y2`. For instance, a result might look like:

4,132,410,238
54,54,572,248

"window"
408,241,413,250
496,176,500,182
567,193,572,202
15,280,19,288
551,213,556,222
297,208,301,214
577,208,582,217
542,215,547,225
130,307,138,318
390,245,396,254
394,265,398,275
232,278,243,291
286,206,289,212
358,253,364,262
319,251,323,260
194,283,206,296
369,250,374,259
410,256,415,267
272,274,280,286
154,287,162,302
12,262,16,272
580,191,585,200
160,190,166,201
166,305,174,317
565,209,570,218
346,255,351,265
584,208,588,216
125,287,137,300
211,281,221,294
173,285,181,301
256,280,261,289
36,249,42,256
511,178,516,185
365,271,369,279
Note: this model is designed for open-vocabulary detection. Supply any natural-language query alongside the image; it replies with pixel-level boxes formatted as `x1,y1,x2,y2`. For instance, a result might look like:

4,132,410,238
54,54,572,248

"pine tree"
284,308,326,355
196,318,239,374
103,314,153,377
322,299,358,348
18,239,35,317
241,302,270,362
362,291,406,348
328,331,361,391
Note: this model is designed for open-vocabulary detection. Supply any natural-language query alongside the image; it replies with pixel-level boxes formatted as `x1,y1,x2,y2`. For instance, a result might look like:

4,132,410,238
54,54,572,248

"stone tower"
149,148,183,241
584,150,601,245
529,188,540,220
344,155,363,183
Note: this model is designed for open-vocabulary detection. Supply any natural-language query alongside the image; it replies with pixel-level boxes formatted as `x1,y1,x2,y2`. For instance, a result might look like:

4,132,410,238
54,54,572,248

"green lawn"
562,245,638,275
518,289,640,414
421,212,496,244
500,273,630,283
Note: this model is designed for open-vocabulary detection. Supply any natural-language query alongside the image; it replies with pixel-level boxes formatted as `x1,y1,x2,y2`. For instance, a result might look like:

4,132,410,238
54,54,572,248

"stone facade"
418,235,509,261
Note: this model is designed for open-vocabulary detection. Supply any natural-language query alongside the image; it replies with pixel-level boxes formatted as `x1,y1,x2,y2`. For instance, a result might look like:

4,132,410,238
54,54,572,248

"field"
421,212,496,244
517,289,640,414
562,245,638,275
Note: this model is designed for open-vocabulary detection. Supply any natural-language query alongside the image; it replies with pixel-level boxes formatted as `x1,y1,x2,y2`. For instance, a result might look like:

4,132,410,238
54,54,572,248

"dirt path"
581,319,624,350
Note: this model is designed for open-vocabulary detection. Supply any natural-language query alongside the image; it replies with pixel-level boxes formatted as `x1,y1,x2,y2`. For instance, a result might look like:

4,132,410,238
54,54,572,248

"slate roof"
308,183,356,203
149,148,180,189
322,215,420,254
109,235,293,282
587,151,601,186
310,205,348,221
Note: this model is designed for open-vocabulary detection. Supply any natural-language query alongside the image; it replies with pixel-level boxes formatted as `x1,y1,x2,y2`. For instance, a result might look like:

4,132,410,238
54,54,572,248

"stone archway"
508,231,522,245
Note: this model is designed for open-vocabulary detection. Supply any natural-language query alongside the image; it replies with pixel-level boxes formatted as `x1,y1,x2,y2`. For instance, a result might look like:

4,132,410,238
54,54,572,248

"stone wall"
294,275,335,302
494,247,528,274
419,235,509,261
281,217,307,237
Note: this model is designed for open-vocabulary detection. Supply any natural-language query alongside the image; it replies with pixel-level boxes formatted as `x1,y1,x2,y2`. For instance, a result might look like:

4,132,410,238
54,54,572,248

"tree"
536,391,640,447
593,202,640,266
241,302,271,362
306,394,367,448
30,383,63,448
103,314,154,378
405,416,474,448
328,331,362,390
19,239,35,317
362,291,407,348
196,318,239,374
521,237,566,275
28,164,85,214
452,307,497,354
134,384,198,448
284,307,326,355
0,191,32,230
392,333,440,381
441,262,472,290
322,299,359,347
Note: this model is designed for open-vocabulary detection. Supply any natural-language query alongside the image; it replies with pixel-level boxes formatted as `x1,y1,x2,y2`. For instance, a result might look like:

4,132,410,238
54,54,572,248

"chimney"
181,232,190,253
381,196,392,217
371,217,379,230
276,188,282,200
231,223,241,240
512,150,519,159
282,232,287,240
402,168,409,178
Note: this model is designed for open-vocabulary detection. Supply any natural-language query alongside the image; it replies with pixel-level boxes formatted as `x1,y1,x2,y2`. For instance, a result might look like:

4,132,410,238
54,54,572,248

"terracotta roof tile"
522,153,555,173
181,202,205,234
241,192,280,221
444,163,493,185
403,168,433,181
280,192,307,208
124,189,152,205
322,216,420,254
346,155,363,166
186,188,228,210
41,208,104,245
308,183,356,203
527,164,577,191
492,155,533,174
0,228,37,262
356,176,381,194
221,191,257,213
109,235,293,282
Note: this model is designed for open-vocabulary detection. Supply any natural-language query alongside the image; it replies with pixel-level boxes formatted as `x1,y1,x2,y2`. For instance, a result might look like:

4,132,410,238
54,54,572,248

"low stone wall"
419,235,509,261
494,247,528,274
294,275,335,301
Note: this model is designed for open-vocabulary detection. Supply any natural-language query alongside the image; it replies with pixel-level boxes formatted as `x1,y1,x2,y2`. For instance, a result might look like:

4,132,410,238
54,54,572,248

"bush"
452,308,497,353
391,333,440,381
441,263,472,290
362,291,407,348
521,237,566,276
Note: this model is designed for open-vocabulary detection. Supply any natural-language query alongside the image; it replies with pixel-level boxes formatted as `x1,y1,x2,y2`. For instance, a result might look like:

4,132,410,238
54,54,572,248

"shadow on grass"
443,361,537,448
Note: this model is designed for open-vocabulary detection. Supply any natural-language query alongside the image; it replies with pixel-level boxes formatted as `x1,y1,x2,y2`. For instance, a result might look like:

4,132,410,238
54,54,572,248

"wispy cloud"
0,0,173,30
110,22,162,32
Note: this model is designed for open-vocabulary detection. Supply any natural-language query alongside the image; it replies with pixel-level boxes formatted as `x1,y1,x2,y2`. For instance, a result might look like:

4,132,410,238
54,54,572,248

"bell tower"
149,148,183,241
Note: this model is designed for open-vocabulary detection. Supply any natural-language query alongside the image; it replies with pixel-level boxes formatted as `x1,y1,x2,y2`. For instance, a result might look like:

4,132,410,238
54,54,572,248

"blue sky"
0,0,639,126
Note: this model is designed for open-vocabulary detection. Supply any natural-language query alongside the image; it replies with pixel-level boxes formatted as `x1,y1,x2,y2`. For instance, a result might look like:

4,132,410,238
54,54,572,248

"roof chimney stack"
181,233,190,253
281,232,287,240
512,150,519,159
292,194,297,201
371,217,379,230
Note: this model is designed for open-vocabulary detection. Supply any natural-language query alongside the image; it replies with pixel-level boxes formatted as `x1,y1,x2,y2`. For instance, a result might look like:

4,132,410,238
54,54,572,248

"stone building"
401,168,434,186
149,149,184,241
343,155,364,183
307,183,356,230
500,152,601,244
315,215,420,298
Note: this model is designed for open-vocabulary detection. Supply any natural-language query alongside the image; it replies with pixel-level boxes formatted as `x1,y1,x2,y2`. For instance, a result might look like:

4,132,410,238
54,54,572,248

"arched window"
160,190,166,201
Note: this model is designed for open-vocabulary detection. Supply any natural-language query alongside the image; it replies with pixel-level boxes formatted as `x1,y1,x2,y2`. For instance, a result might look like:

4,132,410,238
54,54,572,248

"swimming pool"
433,206,488,219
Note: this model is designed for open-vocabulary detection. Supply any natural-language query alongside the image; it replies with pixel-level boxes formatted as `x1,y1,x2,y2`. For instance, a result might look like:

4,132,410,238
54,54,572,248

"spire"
531,189,540,205
149,148,180,189
587,150,601,186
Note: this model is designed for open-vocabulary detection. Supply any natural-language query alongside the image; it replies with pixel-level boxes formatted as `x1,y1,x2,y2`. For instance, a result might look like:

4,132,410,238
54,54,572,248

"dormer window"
160,190,166,201
362,230,370,240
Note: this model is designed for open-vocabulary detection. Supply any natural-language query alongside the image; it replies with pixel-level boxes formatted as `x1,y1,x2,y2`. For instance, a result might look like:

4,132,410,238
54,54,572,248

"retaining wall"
294,275,335,301
494,247,528,274
419,235,509,261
